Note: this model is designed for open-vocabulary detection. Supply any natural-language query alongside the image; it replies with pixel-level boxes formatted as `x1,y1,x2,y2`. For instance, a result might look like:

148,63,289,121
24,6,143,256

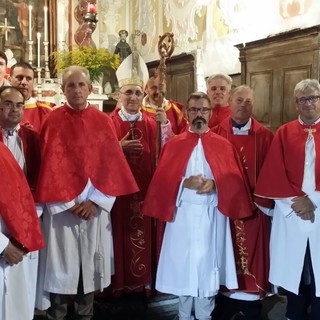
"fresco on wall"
280,0,313,18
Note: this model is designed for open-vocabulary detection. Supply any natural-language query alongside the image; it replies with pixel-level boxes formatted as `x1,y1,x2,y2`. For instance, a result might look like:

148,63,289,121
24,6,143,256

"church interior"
0,1,319,320
1,0,319,131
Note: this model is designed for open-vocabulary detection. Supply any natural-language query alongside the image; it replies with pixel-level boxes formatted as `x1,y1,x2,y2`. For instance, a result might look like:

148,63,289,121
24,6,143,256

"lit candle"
44,6,48,42
87,3,96,13
28,5,32,41
37,32,41,68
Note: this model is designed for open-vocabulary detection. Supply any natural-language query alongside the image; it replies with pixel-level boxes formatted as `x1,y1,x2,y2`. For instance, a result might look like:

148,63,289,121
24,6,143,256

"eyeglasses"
120,90,144,98
296,95,320,105
187,107,211,115
0,101,24,110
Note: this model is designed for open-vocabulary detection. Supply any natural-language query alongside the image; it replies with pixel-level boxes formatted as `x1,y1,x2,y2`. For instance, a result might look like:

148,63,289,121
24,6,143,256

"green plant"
51,46,120,83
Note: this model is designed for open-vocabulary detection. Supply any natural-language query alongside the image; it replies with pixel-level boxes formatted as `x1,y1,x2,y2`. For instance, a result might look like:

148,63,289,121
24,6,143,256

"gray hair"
294,79,320,97
229,85,254,100
62,65,91,85
186,91,211,108
206,73,232,89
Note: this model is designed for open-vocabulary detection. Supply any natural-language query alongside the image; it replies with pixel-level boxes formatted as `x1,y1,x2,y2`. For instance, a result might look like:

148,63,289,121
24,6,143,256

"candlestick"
28,5,32,41
87,3,96,13
44,6,48,42
37,32,41,68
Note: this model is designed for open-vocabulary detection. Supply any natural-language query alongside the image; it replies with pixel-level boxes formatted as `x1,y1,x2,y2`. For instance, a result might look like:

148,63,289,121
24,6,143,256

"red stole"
141,100,187,134
22,100,54,133
255,120,320,201
36,104,138,203
214,117,274,296
208,105,231,129
0,143,44,252
142,130,253,221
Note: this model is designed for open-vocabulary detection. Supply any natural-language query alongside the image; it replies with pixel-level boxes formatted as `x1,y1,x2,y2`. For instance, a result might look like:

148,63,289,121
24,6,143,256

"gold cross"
0,18,15,42
304,128,316,134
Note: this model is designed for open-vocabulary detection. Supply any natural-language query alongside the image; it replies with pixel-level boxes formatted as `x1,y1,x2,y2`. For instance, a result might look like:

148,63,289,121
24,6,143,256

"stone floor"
34,293,289,320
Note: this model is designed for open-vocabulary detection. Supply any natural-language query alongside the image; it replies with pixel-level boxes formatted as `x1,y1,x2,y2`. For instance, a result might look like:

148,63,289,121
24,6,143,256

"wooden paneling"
236,25,320,132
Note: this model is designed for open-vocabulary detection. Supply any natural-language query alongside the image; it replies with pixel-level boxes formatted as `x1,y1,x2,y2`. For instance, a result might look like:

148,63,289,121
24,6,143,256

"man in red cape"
9,62,54,133
142,73,187,134
212,85,273,320
255,79,320,320
142,92,253,320
206,73,232,128
35,66,138,320
0,140,44,320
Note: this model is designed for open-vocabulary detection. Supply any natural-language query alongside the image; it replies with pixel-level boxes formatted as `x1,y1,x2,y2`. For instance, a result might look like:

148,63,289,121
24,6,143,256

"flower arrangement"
51,46,120,83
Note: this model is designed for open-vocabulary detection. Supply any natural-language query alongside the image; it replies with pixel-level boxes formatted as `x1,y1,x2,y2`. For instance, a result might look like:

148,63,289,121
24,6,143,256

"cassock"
109,107,158,292
35,104,138,301
0,142,44,320
213,117,273,297
141,97,187,134
142,130,253,297
22,97,54,132
208,105,231,128
255,119,320,296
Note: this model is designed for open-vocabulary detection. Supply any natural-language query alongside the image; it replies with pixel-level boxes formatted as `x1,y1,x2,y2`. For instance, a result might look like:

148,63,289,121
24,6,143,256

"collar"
298,115,320,126
142,95,168,109
119,106,142,121
232,118,251,131
66,101,89,110
25,96,37,105
1,123,20,136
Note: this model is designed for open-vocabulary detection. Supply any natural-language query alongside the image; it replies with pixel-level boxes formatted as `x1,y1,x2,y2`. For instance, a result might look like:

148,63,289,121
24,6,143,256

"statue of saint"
114,29,132,62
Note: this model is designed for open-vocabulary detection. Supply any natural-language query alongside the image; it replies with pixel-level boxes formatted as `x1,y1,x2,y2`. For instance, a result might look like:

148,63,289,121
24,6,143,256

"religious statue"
114,29,132,62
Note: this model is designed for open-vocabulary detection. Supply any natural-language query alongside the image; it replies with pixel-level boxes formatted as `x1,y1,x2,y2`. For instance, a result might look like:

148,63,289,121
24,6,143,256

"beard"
192,116,207,130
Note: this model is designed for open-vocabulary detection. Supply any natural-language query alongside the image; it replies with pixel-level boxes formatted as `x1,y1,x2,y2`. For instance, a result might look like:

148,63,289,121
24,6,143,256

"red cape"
22,100,54,133
208,105,231,128
0,125,40,194
0,143,44,252
141,100,187,134
36,104,138,202
213,117,274,296
255,120,320,201
142,130,253,221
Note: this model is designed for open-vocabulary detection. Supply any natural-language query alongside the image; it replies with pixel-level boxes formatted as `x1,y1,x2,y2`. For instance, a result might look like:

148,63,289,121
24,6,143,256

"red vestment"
255,120,320,200
109,109,158,292
22,100,54,133
141,100,187,134
208,105,231,128
0,125,40,194
0,142,44,252
36,104,138,203
142,130,253,222
213,117,274,297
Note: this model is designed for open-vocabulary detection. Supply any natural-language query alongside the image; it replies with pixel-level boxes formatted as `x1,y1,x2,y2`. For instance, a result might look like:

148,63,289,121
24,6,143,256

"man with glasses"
212,85,274,320
0,89,44,320
142,91,253,320
9,62,54,132
255,79,320,320
109,52,172,318
0,86,40,192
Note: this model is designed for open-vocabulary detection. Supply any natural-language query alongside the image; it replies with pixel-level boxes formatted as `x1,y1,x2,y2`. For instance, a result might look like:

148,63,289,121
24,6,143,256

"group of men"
0,44,319,320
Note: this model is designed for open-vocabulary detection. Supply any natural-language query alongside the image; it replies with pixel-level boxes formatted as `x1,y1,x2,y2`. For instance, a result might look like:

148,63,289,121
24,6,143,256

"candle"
28,5,32,41
37,32,41,68
87,3,96,13
44,6,48,42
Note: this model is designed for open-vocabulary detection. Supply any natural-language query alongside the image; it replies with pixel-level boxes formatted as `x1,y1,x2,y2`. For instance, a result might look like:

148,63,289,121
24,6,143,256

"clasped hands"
291,196,315,223
183,174,215,194
69,200,98,220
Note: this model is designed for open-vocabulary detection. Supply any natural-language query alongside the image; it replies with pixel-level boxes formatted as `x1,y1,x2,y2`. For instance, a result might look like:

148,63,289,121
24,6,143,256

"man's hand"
291,196,315,222
155,107,168,125
120,132,143,155
183,175,215,194
69,201,98,220
3,241,25,266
